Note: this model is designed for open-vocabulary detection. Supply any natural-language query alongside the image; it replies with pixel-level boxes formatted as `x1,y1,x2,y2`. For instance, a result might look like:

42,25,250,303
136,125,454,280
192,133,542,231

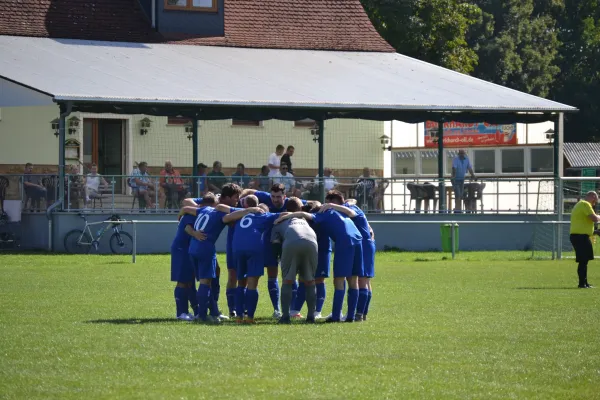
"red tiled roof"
0,0,394,52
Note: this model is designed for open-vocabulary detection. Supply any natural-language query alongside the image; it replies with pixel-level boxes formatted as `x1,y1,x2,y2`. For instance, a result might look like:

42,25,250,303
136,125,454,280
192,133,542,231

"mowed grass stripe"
0,253,598,399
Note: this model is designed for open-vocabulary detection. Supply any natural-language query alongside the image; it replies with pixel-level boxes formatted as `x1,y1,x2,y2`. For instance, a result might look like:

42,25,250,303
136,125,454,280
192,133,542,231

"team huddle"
170,182,375,324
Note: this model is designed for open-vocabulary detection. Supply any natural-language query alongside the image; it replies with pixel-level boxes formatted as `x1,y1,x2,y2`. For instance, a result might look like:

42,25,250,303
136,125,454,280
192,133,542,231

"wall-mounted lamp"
139,117,152,136
185,121,194,140
50,118,60,137
310,123,319,143
67,116,81,135
545,128,555,144
380,134,391,151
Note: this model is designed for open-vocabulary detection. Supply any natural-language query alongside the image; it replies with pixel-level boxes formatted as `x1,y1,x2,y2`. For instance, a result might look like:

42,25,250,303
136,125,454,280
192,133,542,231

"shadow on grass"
515,287,579,290
86,318,178,324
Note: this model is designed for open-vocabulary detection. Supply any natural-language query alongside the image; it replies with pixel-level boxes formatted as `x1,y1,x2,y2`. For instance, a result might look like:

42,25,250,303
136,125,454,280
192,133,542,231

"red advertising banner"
424,121,517,148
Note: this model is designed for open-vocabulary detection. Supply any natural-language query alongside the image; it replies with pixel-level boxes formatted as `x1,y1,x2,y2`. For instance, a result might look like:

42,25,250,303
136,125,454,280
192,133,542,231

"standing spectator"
273,163,300,197
253,165,271,191
207,161,227,193
451,149,475,213
268,145,285,177
356,168,376,210
569,191,600,288
160,160,188,208
196,163,208,196
22,162,47,211
85,163,108,207
280,146,295,175
130,161,157,208
232,163,251,188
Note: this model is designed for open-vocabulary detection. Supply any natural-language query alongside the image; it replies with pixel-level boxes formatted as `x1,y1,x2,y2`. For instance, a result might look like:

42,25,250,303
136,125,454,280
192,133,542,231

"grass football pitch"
0,252,598,399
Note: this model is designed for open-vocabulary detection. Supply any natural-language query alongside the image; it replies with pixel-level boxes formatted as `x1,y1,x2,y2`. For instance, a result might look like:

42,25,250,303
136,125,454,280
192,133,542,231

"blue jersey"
171,214,196,250
309,218,332,253
232,212,280,253
344,203,371,241
254,191,307,212
312,209,362,247
188,207,231,255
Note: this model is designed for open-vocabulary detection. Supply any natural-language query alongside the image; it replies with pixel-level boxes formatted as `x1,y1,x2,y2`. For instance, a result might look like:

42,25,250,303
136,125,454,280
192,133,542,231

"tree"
470,0,561,98
361,0,484,74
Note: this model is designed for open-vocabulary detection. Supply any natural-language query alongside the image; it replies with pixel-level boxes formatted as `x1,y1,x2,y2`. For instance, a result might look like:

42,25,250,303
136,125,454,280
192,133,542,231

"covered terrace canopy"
0,35,577,209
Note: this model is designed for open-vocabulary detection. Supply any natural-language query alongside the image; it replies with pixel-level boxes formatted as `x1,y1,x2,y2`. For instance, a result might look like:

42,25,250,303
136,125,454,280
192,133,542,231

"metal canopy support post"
556,113,565,259
318,119,325,203
437,118,445,212
58,102,71,211
192,117,199,196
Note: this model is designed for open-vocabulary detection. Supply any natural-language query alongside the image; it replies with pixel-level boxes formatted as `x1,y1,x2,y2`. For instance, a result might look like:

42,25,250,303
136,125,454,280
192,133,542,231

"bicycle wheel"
109,231,133,255
64,229,92,254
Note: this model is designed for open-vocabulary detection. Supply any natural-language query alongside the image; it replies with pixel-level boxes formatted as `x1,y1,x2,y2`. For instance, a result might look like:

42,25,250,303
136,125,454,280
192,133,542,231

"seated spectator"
196,163,208,196
356,167,377,210
22,162,47,211
130,161,157,208
321,167,338,191
273,162,301,197
252,165,271,191
231,163,251,188
85,163,108,207
160,160,188,208
207,161,227,194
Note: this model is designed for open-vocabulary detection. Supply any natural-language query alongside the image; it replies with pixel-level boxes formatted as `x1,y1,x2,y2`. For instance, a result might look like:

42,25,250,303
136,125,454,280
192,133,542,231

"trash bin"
440,223,459,252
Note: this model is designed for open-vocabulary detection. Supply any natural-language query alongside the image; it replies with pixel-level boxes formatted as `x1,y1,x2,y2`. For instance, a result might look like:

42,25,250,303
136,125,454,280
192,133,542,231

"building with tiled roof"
0,0,394,52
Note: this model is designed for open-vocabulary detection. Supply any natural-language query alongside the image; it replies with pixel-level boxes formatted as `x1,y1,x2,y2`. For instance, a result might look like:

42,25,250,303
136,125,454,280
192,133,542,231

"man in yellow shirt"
569,191,600,288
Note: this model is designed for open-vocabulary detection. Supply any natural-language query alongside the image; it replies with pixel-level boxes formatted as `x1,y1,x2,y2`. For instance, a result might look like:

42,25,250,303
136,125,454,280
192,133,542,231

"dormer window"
165,0,218,12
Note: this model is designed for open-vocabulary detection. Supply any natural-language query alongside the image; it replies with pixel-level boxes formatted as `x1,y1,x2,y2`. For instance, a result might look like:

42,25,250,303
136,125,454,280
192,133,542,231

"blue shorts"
235,249,264,278
361,239,376,278
315,250,332,278
170,247,195,283
333,242,364,278
190,252,217,280
263,240,279,268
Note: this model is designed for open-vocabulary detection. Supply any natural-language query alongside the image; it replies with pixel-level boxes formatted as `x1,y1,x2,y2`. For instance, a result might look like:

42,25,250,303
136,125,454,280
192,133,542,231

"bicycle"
64,213,133,255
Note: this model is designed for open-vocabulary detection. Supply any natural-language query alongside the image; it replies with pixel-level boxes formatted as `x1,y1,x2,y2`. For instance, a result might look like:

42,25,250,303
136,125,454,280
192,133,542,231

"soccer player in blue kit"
181,201,264,324
275,190,364,322
242,184,319,318
232,195,286,323
321,193,375,321
170,194,217,321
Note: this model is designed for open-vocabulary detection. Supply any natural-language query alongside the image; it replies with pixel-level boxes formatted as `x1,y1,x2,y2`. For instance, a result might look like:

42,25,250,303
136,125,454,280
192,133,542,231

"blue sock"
196,284,210,320
268,278,280,311
364,290,373,316
245,289,259,318
290,281,298,312
226,288,236,315
174,287,188,317
332,289,345,321
346,288,359,321
235,287,246,318
316,282,326,313
211,279,221,306
357,288,369,316
243,287,247,315
186,285,199,316
293,282,306,312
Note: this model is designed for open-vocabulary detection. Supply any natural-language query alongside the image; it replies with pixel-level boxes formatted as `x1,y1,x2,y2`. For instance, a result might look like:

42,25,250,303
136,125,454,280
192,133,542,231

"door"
83,119,125,194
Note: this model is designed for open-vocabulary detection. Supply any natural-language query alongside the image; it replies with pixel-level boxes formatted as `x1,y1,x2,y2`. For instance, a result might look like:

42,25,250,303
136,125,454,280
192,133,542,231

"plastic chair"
406,183,426,213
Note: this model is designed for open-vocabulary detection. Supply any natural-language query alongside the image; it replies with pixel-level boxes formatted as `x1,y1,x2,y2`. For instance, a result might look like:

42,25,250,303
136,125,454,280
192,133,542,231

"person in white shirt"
273,162,300,196
85,163,108,205
268,144,285,177
318,167,338,191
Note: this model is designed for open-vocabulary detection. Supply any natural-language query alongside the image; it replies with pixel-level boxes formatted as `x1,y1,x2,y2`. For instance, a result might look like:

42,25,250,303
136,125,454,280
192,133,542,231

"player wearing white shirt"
268,144,285,177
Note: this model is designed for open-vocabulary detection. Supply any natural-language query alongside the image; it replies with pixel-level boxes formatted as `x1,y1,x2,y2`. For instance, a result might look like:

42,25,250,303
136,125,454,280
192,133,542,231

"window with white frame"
501,148,525,173
420,150,438,175
394,151,416,175
530,147,553,173
472,149,496,174
165,0,217,11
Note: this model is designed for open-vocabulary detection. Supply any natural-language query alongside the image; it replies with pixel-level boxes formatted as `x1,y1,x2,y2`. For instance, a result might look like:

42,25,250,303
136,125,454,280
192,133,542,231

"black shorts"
570,234,594,263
